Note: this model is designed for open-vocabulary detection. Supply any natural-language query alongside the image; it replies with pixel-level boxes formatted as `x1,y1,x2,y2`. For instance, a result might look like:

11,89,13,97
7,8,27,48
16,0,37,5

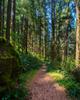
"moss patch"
0,38,20,93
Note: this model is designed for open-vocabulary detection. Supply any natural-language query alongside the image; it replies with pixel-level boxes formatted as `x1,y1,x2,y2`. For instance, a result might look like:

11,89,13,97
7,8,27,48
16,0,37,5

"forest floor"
28,64,69,100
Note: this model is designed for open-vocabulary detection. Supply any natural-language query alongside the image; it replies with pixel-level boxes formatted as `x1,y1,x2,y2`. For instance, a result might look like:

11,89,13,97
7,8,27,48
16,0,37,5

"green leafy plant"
47,61,80,100
72,67,80,82
19,53,42,72
61,57,75,72
1,86,29,100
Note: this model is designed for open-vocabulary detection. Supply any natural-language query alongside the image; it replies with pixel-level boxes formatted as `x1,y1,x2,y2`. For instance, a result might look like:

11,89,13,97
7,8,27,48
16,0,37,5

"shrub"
19,53,42,72
72,67,80,82
1,85,29,100
61,57,75,72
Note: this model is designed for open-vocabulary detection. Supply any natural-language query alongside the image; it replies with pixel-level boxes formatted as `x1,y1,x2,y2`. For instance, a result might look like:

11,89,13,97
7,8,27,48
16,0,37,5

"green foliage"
47,57,75,72
0,38,42,99
58,72,80,100
1,86,29,100
19,69,38,86
1,52,43,99
46,62,56,72
46,59,62,72
19,52,43,72
61,57,75,72
0,38,21,94
72,67,80,82
0,51,40,99
47,60,80,100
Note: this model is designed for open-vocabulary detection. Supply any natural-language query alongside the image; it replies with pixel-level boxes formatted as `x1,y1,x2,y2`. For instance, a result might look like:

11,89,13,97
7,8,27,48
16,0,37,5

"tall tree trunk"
2,0,5,35
25,18,28,53
75,0,80,67
0,0,2,35
6,0,12,45
12,0,16,33
12,0,16,46
51,0,56,61
65,24,69,59
64,2,70,59
39,17,42,57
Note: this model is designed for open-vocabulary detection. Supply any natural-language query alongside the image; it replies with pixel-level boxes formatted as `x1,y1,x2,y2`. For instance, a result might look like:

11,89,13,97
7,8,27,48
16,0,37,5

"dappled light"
29,67,68,100
48,72,64,81
53,84,65,92
0,0,80,99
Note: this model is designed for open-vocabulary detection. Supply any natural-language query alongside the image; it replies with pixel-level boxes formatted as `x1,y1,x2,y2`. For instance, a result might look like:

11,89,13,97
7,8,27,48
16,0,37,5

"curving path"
28,65,69,100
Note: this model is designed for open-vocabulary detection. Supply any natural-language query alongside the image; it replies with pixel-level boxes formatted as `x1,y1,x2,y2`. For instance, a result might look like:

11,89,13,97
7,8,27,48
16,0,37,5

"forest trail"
28,65,69,100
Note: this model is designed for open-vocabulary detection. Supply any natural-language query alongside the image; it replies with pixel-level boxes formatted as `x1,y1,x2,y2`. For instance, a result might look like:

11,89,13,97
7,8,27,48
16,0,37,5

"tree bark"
0,0,2,35
12,0,16,33
75,0,80,67
25,18,28,53
6,0,12,45
51,0,57,61
2,0,5,35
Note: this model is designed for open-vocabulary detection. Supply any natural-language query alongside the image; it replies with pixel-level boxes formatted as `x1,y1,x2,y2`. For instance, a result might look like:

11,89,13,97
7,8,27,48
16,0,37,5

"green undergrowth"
1,69,38,100
1,86,28,100
18,52,43,87
0,38,43,99
47,58,80,100
0,38,22,99
19,52,43,72
19,69,38,87
1,52,43,99
17,52,43,99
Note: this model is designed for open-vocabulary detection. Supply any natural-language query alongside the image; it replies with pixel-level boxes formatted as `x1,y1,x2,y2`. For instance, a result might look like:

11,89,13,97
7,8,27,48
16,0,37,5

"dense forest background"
0,0,80,99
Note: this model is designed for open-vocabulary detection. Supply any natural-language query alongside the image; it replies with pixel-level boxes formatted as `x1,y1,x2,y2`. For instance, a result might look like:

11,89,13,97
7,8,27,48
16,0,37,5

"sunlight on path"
28,65,69,100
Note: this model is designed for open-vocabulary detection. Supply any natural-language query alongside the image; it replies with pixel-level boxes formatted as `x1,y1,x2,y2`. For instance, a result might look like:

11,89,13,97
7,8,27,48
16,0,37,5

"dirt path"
29,65,69,100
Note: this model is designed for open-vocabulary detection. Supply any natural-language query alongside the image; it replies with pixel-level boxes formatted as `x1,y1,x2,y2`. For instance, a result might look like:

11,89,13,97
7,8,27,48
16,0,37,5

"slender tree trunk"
75,0,80,67
12,0,16,33
12,0,16,46
51,0,56,61
0,0,2,35
39,17,42,57
64,2,70,59
25,18,28,53
65,25,69,58
6,0,12,45
2,0,5,35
